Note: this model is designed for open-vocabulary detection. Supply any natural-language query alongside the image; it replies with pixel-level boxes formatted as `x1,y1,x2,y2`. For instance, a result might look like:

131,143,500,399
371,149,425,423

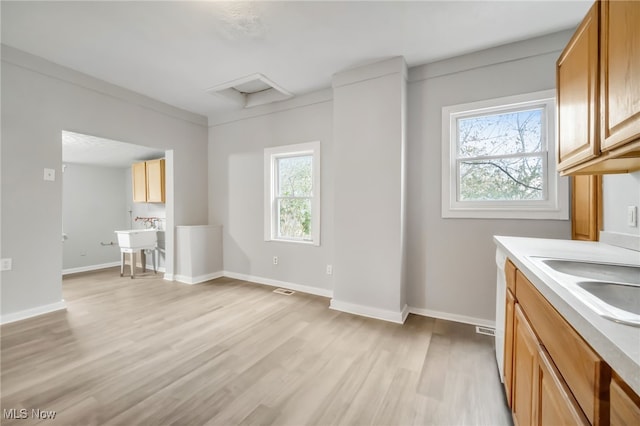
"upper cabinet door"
557,3,600,171
145,159,165,203
132,161,147,203
600,0,640,152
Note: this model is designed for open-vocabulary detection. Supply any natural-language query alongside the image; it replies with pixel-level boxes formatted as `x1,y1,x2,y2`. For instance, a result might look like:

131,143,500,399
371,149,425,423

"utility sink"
115,229,157,250
541,259,640,285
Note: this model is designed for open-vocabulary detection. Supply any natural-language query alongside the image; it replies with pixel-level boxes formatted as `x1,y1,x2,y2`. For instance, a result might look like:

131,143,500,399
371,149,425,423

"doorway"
61,130,174,278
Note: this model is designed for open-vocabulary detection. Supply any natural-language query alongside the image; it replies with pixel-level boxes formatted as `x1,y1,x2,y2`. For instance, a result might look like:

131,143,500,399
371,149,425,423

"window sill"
266,238,319,246
442,207,569,220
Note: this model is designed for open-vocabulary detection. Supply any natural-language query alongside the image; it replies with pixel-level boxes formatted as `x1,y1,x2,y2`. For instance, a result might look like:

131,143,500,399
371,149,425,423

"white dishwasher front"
494,247,507,382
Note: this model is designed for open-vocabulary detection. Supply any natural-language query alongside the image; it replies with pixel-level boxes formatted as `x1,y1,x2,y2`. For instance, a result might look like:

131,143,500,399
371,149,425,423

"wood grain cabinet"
501,258,640,425
557,0,640,175
131,159,165,203
610,375,640,426
557,2,600,172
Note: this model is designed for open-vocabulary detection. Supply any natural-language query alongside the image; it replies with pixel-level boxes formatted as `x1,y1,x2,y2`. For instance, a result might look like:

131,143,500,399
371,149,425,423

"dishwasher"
494,247,507,382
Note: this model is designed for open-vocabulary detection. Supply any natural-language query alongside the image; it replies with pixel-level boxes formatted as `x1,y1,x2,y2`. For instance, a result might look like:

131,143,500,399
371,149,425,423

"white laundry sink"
115,229,157,250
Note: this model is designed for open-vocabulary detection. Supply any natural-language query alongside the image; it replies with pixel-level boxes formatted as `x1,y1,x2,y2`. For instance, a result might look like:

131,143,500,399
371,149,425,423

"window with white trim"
442,90,568,219
264,141,320,245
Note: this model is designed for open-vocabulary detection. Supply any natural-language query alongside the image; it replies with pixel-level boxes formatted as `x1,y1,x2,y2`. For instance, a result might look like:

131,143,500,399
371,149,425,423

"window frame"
441,90,568,220
264,141,321,245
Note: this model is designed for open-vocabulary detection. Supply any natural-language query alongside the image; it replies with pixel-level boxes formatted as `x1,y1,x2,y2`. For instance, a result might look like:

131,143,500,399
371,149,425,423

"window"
264,141,320,245
442,90,568,219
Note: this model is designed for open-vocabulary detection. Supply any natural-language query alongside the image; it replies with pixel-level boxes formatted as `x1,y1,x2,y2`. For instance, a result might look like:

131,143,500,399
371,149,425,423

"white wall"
405,31,574,323
602,172,640,237
62,163,128,270
331,58,408,321
208,91,334,295
1,46,208,320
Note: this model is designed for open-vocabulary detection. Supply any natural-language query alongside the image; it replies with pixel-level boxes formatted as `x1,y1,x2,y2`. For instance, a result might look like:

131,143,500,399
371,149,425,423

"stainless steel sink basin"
577,281,640,316
531,256,640,327
541,259,640,285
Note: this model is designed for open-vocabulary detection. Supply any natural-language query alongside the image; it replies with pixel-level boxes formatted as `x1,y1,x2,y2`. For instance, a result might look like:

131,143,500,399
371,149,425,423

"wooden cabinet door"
557,3,600,171
145,159,165,203
537,347,590,426
512,305,538,426
132,161,147,202
571,174,601,241
600,0,640,151
504,289,516,407
610,375,640,426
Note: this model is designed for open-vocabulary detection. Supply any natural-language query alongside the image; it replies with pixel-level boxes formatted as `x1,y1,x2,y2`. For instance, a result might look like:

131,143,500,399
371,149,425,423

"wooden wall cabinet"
571,174,601,241
557,0,640,175
556,2,600,172
131,159,165,203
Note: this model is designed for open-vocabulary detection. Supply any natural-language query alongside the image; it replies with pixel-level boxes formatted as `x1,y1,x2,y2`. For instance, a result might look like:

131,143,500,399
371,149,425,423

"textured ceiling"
62,131,165,168
1,1,592,119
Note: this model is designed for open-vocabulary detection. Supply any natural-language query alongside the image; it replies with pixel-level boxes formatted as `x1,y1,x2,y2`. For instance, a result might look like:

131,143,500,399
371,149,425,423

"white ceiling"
1,1,592,120
62,131,165,168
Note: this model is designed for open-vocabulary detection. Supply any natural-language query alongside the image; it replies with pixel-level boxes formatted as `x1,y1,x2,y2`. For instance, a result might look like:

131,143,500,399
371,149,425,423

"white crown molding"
408,29,574,83
1,44,207,127
208,88,332,127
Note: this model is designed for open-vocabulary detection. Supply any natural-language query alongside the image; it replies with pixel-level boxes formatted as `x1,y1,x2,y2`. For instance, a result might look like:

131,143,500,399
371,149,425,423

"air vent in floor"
475,326,496,336
273,288,295,296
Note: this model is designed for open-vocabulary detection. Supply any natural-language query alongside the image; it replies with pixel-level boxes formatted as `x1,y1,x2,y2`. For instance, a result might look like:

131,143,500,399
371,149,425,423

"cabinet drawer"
515,270,611,425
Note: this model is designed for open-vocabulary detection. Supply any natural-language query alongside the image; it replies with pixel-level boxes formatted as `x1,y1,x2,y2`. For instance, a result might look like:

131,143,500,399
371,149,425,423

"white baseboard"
63,261,120,275
1,300,67,325
163,273,174,281
175,271,224,285
222,271,333,298
330,299,408,324
408,306,495,328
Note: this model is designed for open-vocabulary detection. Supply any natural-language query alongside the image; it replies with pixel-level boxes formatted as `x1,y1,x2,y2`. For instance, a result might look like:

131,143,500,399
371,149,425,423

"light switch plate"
44,168,55,181
1,258,12,271
628,206,638,227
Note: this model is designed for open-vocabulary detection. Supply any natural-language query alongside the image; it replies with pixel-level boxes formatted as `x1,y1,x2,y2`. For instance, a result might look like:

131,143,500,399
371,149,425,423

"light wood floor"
1,268,511,426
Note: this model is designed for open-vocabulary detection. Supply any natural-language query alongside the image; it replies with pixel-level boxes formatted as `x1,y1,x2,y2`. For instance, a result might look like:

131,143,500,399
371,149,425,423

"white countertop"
494,236,640,395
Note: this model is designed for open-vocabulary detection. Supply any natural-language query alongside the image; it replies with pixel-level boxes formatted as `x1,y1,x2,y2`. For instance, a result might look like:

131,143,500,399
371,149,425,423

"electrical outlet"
628,206,638,227
1,258,12,271
326,264,333,275
43,168,56,181
273,256,278,265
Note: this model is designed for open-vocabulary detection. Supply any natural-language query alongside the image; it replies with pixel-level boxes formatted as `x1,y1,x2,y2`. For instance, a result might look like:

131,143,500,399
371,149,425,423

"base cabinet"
610,376,640,426
503,257,640,425
537,347,590,426
512,305,537,426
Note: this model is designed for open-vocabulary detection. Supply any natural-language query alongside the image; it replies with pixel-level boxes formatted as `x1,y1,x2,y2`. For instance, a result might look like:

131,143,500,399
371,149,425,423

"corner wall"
405,31,574,324
208,91,334,296
1,46,208,321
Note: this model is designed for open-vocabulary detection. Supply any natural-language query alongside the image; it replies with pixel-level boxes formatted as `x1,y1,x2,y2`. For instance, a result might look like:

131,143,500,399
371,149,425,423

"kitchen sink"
541,259,640,285
531,256,640,327
577,281,640,316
